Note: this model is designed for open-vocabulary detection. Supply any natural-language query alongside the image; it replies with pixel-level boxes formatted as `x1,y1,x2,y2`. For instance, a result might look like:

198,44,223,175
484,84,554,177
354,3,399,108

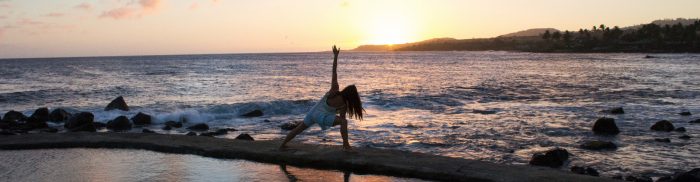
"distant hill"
498,28,559,37
352,18,700,53
625,18,700,29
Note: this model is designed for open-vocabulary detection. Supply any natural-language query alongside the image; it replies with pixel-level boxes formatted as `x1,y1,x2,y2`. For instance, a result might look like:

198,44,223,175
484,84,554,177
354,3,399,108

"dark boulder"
280,121,301,130
2,110,27,122
162,125,172,130
164,121,183,128
186,132,197,136
571,166,586,174
609,107,625,114
625,176,653,182
679,135,691,140
651,120,675,132
65,112,96,132
585,167,599,176
592,117,620,135
24,116,49,129
93,122,107,129
131,112,152,125
142,128,155,133
105,96,129,111
0,130,16,135
580,140,617,150
675,127,686,132
664,168,700,182
241,110,263,117
49,108,71,122
186,123,209,131
679,111,692,116
235,133,254,141
40,128,59,133
107,116,132,131
30,108,50,122
655,138,671,143
690,119,700,124
529,148,569,168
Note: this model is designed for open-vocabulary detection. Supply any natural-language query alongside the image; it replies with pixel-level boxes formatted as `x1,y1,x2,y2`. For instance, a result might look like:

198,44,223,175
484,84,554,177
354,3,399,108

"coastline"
0,132,608,182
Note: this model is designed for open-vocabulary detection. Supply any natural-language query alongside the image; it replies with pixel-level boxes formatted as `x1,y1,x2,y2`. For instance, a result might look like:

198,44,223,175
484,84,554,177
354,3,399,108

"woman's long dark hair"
340,85,364,120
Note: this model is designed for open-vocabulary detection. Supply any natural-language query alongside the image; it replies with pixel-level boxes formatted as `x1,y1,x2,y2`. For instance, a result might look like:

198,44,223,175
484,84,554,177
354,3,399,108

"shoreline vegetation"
353,18,700,53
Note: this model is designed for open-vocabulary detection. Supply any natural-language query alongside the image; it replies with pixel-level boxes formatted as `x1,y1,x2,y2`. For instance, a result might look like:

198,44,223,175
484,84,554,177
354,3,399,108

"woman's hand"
332,45,340,57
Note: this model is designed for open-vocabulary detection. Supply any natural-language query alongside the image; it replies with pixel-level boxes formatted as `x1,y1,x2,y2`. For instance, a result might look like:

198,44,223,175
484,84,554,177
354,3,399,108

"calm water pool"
0,148,429,182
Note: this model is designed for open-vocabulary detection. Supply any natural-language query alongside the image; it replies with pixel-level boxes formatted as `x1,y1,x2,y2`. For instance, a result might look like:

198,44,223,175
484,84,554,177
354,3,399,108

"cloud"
139,0,161,10
43,13,65,17
0,15,6,19
17,19,43,26
74,2,92,10
100,7,135,19
99,0,162,20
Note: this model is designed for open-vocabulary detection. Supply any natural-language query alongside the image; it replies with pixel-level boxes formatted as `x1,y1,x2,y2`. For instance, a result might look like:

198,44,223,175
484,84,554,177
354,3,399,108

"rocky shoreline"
1,97,699,181
0,132,607,182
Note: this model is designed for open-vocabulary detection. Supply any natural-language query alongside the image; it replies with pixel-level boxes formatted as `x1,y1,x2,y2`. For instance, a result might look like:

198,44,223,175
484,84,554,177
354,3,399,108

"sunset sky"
1,0,699,58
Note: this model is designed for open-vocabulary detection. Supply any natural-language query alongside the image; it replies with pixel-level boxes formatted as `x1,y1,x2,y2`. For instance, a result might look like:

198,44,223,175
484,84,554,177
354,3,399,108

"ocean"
1,51,699,177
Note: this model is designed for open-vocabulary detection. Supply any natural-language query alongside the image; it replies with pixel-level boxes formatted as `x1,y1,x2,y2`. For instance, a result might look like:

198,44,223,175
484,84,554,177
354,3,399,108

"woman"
279,45,364,151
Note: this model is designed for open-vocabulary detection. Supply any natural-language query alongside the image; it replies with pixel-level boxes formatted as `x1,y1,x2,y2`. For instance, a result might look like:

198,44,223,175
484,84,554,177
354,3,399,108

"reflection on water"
0,148,428,182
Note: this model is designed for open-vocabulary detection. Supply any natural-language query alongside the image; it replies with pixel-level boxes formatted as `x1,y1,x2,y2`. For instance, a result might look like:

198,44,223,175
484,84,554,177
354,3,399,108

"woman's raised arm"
330,45,340,93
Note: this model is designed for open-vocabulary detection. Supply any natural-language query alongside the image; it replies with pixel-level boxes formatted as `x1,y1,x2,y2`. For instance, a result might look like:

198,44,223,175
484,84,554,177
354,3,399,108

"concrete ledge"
0,133,609,182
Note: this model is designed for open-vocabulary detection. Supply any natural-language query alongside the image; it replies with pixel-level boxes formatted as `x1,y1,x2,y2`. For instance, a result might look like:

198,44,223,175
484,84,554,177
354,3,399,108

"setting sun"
365,14,417,45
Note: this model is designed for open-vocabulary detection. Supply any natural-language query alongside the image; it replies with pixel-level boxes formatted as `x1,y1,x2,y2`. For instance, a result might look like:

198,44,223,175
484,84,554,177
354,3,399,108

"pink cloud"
44,13,65,17
100,7,135,19
74,2,92,10
189,3,199,10
0,15,6,19
139,0,161,10
17,19,43,26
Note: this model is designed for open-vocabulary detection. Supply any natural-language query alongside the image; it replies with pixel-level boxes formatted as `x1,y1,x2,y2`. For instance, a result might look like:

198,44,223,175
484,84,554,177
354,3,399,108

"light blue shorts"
303,110,336,130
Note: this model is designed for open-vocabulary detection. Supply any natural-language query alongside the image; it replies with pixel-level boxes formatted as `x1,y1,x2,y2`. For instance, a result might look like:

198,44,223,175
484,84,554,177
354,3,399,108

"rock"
131,112,152,125
529,148,569,168
93,122,107,129
235,133,254,141
655,138,671,143
473,109,497,114
0,130,16,135
580,140,617,150
30,107,50,122
610,107,625,114
657,176,672,182
592,117,620,135
666,168,700,182
200,129,228,137
105,96,129,111
679,111,692,116
186,132,197,136
41,128,59,133
625,176,653,182
651,120,675,132
690,119,700,123
65,112,96,132
679,135,691,140
571,166,586,174
280,121,301,130
49,108,71,122
675,127,686,132
162,125,172,130
2,110,27,122
263,119,271,122
241,110,263,117
186,123,209,131
585,167,599,176
164,121,183,128
142,129,155,133
24,116,49,129
107,116,132,131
